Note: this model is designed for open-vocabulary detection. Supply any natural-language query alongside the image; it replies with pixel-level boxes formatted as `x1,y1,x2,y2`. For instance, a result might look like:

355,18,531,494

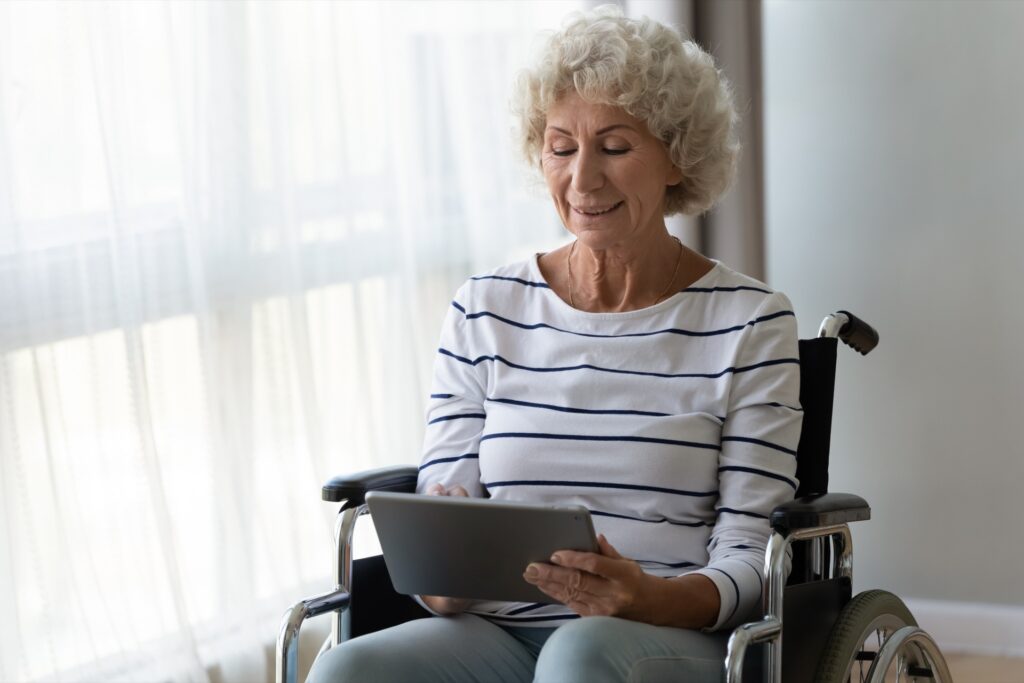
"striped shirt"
416,255,802,632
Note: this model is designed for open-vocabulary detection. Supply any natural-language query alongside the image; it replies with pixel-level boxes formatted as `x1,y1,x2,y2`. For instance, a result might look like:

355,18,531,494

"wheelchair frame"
277,312,952,683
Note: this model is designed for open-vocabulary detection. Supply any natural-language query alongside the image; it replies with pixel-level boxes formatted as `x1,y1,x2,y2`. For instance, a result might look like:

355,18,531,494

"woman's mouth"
572,201,624,217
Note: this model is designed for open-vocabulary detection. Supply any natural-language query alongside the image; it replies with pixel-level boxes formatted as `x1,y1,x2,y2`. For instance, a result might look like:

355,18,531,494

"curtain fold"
626,0,766,280
694,0,766,281
0,2,578,681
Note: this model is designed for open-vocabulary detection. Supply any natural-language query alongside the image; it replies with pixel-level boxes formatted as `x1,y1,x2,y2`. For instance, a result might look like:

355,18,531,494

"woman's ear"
666,165,683,187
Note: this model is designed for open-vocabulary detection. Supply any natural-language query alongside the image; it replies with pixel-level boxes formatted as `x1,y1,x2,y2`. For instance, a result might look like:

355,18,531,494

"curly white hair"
512,4,739,216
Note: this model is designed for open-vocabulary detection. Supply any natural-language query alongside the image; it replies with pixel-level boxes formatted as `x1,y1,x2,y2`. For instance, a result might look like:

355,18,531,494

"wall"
762,0,1024,618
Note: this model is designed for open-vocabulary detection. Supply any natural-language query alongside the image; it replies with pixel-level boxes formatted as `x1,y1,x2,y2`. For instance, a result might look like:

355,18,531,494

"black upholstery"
794,338,837,497
323,466,418,507
782,577,853,681
771,493,870,534
350,555,429,636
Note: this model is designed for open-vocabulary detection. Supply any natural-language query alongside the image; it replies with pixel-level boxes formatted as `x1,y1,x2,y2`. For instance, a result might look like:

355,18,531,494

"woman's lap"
534,616,729,683
305,614,545,683
307,614,728,683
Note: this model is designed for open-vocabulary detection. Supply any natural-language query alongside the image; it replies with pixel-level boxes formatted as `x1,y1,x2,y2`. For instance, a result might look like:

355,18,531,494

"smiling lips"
572,201,624,216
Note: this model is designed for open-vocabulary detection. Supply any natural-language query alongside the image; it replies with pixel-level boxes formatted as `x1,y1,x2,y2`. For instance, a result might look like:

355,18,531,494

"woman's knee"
306,635,403,683
534,617,631,683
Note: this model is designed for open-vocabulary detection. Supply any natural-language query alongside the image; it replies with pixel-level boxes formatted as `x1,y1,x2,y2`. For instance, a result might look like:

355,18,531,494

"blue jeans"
306,614,731,682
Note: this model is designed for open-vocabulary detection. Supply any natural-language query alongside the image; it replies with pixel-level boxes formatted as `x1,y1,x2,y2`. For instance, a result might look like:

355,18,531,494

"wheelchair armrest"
322,465,419,507
770,492,870,535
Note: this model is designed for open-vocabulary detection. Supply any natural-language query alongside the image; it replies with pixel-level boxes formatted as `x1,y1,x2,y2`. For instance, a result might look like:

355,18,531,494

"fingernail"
550,553,562,564
524,564,539,578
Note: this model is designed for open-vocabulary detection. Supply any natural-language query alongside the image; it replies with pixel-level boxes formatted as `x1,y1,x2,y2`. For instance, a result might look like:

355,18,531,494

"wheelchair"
277,311,953,683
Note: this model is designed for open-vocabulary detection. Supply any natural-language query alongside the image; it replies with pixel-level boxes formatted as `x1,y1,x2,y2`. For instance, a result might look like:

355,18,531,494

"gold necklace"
567,236,683,310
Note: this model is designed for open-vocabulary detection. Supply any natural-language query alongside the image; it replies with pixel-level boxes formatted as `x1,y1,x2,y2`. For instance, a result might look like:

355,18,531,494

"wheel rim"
866,626,952,683
842,614,929,683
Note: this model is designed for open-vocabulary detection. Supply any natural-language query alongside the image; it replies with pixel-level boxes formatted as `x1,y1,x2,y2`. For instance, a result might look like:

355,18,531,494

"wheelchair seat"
277,311,952,683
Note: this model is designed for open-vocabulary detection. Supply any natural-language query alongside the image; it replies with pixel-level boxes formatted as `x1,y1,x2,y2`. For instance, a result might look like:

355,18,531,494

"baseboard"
903,597,1024,658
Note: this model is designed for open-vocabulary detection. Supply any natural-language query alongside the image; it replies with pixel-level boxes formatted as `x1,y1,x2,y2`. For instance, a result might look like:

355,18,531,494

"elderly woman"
310,6,800,682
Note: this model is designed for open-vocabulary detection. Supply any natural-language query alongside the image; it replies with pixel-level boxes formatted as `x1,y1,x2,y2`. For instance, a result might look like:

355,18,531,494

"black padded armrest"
322,465,419,507
770,492,870,534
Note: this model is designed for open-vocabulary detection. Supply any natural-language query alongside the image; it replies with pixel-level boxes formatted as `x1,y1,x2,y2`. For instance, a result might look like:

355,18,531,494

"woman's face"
541,92,682,250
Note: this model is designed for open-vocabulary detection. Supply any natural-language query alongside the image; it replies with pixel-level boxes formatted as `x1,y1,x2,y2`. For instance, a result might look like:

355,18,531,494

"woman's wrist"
645,573,721,629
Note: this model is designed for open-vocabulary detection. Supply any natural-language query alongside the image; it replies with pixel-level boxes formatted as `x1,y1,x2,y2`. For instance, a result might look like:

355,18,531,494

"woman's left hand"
522,534,658,622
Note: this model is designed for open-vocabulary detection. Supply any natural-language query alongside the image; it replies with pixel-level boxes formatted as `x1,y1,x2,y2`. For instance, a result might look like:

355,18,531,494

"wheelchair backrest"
795,337,838,497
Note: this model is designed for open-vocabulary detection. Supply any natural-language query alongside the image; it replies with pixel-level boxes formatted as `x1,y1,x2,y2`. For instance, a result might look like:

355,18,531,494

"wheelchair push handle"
818,310,879,355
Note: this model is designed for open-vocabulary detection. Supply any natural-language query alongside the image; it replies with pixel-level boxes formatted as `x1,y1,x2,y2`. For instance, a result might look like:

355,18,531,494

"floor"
945,653,1024,682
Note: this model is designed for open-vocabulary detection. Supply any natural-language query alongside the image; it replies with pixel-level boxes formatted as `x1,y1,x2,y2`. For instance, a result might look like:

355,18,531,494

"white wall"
763,0,1024,611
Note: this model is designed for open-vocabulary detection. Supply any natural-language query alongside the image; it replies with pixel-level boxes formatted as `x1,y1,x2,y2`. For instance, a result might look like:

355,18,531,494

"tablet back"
365,491,598,604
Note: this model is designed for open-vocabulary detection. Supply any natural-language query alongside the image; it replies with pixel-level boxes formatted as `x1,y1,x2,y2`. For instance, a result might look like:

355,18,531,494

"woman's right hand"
419,483,473,615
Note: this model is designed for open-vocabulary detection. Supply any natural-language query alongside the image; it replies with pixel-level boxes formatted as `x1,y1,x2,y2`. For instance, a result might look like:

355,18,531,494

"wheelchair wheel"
815,589,927,683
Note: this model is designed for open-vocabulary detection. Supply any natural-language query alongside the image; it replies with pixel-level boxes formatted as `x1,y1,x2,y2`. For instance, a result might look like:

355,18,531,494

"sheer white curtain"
0,1,579,681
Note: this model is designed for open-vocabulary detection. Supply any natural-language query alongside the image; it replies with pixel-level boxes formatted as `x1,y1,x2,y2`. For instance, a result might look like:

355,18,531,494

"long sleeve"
691,291,803,631
416,286,490,498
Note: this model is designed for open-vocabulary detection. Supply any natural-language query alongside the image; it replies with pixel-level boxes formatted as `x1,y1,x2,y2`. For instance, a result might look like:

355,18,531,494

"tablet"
364,491,598,604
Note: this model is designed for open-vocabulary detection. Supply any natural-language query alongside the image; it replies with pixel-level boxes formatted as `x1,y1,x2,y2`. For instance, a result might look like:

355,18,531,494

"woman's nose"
570,148,604,194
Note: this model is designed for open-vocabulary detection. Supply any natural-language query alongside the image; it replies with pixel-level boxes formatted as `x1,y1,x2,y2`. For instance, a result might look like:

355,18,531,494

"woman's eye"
549,147,629,157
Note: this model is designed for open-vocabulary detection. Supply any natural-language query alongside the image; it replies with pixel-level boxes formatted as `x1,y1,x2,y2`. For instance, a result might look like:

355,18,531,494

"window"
0,2,580,680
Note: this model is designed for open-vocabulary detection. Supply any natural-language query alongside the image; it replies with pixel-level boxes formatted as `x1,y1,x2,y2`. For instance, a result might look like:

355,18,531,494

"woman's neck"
540,232,714,313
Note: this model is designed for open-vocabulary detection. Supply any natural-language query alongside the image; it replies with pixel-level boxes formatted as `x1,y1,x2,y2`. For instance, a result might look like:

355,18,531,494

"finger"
525,564,608,597
530,579,570,604
426,483,445,496
532,577,612,615
450,485,469,497
551,550,624,580
525,562,580,587
597,534,624,559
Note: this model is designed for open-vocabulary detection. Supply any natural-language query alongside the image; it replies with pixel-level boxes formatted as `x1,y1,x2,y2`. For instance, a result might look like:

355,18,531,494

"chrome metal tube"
276,589,351,683
724,617,781,683
764,524,853,683
818,312,850,339
764,531,787,682
332,505,364,646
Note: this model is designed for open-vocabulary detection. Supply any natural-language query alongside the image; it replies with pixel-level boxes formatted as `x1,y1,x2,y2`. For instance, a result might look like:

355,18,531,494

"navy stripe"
452,300,466,314
482,613,579,623
427,412,486,425
637,559,698,569
717,507,769,520
439,347,799,380
588,509,715,528
430,393,454,399
480,431,719,451
469,275,551,289
721,435,797,457
680,285,772,294
486,397,671,418
485,479,718,498
504,602,547,616
718,465,798,490
455,306,794,340
737,558,764,596
767,402,803,412
729,544,755,550
706,567,741,623
418,453,479,471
